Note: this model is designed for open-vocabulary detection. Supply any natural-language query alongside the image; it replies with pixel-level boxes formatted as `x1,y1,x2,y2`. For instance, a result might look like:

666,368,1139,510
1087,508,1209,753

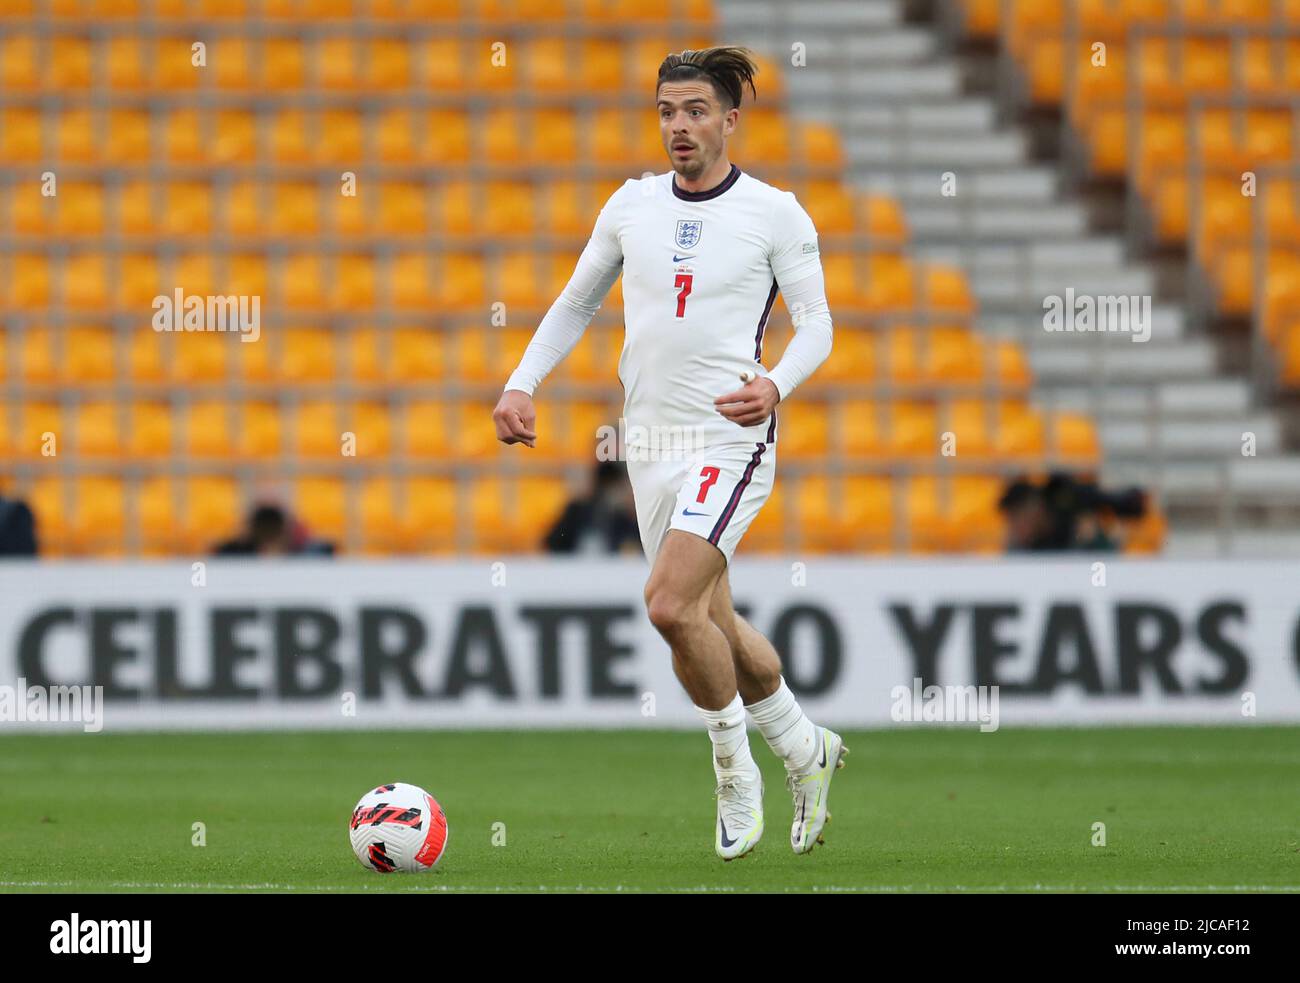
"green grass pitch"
1,726,1297,893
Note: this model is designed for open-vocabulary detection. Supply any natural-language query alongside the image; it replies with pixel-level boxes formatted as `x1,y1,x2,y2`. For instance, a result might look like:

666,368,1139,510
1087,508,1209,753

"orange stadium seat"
118,253,161,308
239,402,282,458
774,402,830,460
53,181,106,235
397,478,458,551
296,476,348,542
153,37,201,90
282,328,337,382
55,110,95,163
106,37,147,90
995,402,1047,458
0,108,41,162
69,477,126,554
349,403,394,459
50,36,93,89
744,483,787,552
125,403,174,457
358,478,401,554
319,110,365,164
137,477,179,554
264,37,307,89
0,36,38,92
18,327,58,383
551,400,615,461
944,399,995,458
392,252,438,308
292,400,345,459
816,328,876,382
554,327,610,383
860,194,908,242
840,399,887,459
24,478,69,554
888,401,939,457
993,339,1032,387
522,37,626,93
15,402,61,459
469,476,567,552
106,109,151,162
402,400,453,458
1052,412,1101,460
485,184,538,236
173,332,229,383
73,402,122,458
924,327,983,383
795,474,893,553
184,401,236,458
179,476,241,552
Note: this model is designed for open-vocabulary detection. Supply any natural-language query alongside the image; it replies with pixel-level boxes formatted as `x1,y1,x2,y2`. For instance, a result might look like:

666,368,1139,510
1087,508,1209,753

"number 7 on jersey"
674,272,693,318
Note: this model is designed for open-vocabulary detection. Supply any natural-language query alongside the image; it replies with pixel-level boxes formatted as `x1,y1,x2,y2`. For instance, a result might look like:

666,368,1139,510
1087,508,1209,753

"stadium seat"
292,401,345,459
795,474,892,552
137,477,180,554
840,399,887,459
73,402,122,457
125,402,174,457
179,476,241,552
469,476,567,552
402,400,452,458
238,402,282,458
184,401,237,458
69,476,126,554
398,479,458,551
295,476,348,543
282,328,337,383
174,333,230,384
0,108,40,162
350,403,394,458
18,327,58,383
774,402,829,460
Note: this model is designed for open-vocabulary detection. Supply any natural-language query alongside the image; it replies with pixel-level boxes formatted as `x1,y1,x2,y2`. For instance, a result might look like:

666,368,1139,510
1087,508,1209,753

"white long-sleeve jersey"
504,164,833,447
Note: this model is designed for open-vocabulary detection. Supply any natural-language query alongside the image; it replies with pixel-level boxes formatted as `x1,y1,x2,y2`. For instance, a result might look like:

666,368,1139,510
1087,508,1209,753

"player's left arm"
715,192,832,425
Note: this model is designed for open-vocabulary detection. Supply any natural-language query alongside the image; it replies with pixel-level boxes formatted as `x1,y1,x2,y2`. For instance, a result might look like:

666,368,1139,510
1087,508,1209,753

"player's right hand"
493,389,538,448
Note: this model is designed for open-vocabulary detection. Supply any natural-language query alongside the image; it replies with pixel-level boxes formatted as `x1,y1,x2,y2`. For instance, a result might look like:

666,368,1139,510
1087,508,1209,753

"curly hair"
656,45,759,110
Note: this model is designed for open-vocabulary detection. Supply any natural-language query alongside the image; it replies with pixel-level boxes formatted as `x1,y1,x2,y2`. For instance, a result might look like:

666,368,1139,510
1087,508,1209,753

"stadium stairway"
717,0,1300,555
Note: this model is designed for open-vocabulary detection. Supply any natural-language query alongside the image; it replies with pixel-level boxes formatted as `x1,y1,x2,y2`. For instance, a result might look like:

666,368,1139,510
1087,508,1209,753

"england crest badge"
675,219,703,250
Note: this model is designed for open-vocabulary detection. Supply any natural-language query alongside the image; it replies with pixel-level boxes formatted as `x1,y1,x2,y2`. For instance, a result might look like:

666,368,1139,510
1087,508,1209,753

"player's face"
656,81,737,180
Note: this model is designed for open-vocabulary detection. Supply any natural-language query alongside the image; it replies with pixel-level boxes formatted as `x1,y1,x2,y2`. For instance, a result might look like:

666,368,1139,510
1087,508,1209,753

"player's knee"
645,587,695,638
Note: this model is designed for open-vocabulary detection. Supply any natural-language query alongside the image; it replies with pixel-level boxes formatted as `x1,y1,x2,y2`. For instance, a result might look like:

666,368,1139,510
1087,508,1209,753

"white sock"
747,678,818,772
695,693,755,778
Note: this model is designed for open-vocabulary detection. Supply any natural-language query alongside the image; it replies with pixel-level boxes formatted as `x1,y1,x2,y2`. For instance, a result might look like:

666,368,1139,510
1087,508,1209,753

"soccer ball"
349,782,449,873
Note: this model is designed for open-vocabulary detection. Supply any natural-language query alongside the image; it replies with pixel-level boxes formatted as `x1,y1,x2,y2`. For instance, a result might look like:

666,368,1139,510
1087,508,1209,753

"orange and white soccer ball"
349,782,449,873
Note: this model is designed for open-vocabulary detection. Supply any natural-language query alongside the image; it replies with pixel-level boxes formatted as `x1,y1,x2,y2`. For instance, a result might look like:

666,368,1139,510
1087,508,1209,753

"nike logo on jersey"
681,508,710,517
673,253,696,262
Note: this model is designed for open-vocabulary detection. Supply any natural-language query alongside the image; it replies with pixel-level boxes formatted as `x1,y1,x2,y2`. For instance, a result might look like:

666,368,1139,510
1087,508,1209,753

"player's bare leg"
709,573,848,854
644,530,734,709
644,529,763,859
707,573,781,705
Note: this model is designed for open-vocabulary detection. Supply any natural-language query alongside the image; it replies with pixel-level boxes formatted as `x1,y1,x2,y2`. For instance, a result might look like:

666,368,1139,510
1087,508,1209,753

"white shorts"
625,440,776,565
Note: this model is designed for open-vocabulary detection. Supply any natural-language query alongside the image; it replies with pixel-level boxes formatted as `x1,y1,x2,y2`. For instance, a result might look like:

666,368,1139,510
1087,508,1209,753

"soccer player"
493,45,845,860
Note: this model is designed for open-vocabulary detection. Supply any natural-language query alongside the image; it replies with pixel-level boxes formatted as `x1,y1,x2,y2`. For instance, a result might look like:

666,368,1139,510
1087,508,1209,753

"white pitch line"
1,881,1297,893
